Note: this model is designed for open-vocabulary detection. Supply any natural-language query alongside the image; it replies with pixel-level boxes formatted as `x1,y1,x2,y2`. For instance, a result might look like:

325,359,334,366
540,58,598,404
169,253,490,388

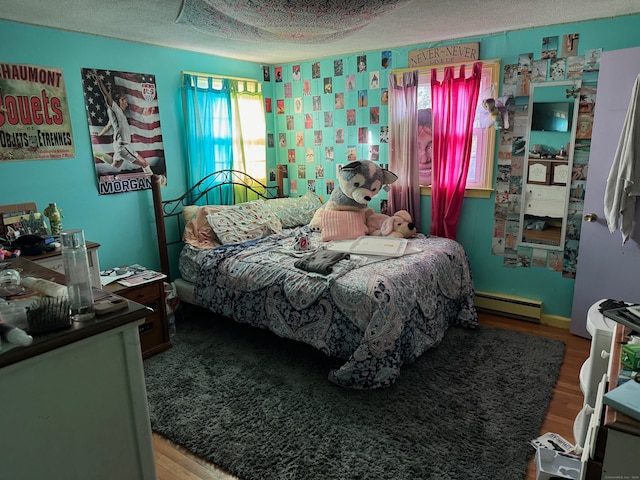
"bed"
151,171,478,389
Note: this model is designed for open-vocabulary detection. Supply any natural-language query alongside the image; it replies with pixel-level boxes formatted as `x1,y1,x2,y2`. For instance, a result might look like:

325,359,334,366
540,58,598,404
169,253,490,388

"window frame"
394,59,501,199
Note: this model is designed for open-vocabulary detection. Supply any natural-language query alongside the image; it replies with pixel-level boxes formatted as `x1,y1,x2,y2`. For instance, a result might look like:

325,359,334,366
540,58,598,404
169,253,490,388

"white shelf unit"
576,300,640,479
573,300,616,451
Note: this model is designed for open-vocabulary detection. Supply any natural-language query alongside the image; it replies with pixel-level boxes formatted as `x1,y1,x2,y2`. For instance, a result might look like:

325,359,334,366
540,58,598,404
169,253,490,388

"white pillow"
243,200,283,234
206,200,282,245
265,191,323,228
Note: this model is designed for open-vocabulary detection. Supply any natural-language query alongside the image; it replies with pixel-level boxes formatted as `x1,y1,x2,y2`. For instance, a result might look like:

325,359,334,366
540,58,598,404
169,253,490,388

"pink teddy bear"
366,209,417,238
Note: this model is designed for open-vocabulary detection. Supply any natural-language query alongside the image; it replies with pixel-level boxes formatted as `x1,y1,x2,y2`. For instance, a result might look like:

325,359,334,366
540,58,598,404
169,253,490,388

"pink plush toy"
366,209,417,238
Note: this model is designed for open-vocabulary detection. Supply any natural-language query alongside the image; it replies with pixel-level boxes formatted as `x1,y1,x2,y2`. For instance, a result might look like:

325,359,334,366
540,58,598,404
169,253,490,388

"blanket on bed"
193,228,477,389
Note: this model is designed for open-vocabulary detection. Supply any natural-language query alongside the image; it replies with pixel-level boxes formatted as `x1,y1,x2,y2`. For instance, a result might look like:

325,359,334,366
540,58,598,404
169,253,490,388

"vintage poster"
0,63,74,161
81,68,166,195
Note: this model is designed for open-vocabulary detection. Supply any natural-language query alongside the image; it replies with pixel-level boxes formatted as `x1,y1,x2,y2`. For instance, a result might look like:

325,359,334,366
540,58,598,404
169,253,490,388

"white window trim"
393,59,501,198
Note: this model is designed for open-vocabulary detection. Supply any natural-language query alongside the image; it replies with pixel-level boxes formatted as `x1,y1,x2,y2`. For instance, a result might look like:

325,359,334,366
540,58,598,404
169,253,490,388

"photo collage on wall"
491,32,602,278
265,51,393,202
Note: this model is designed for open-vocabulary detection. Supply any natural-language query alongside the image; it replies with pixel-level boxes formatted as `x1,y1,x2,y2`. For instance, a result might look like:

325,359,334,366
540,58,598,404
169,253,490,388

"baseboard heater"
474,291,543,323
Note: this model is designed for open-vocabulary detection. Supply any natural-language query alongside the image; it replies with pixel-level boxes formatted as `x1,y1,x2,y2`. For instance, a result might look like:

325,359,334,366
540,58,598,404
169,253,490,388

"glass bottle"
60,229,95,322
44,202,63,234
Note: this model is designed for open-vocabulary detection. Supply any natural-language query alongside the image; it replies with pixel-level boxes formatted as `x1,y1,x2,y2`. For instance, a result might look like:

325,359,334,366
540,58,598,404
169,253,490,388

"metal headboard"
151,170,281,278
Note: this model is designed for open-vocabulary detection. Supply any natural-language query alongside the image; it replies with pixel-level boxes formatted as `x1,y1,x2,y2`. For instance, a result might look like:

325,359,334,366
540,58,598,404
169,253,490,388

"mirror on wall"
518,80,581,250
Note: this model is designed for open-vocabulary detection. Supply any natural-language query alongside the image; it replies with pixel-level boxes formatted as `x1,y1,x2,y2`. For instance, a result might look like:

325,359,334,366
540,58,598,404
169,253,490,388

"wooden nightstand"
104,277,171,358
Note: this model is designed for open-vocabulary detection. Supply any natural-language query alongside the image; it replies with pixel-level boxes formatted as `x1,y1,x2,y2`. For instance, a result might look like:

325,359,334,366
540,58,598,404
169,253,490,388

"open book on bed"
326,236,420,257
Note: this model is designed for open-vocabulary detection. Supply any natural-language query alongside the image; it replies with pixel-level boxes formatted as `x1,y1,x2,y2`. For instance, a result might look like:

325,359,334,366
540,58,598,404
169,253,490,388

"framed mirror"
518,80,581,250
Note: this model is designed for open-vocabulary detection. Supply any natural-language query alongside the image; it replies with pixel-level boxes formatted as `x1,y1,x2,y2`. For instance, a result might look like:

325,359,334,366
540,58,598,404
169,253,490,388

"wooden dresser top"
0,257,147,369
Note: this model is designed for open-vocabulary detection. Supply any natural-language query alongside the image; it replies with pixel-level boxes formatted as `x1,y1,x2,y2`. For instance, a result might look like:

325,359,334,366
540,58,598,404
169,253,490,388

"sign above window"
408,42,480,68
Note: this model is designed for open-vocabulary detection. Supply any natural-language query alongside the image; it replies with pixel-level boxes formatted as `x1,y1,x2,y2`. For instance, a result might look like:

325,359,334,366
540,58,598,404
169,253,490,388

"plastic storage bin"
535,447,581,480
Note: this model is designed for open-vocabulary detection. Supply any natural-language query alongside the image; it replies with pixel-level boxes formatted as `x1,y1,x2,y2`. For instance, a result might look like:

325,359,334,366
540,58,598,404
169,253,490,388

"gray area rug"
144,313,565,480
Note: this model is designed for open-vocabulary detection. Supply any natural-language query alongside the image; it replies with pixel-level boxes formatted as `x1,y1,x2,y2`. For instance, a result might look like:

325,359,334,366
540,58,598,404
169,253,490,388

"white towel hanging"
604,73,640,243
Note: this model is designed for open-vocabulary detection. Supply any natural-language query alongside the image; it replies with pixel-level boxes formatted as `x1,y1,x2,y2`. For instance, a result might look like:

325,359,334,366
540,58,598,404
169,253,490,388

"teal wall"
1,15,640,318
0,20,265,273
268,14,640,319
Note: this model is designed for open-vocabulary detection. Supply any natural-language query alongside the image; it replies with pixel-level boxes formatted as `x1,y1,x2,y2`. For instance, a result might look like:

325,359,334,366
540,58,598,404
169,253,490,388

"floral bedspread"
193,228,477,389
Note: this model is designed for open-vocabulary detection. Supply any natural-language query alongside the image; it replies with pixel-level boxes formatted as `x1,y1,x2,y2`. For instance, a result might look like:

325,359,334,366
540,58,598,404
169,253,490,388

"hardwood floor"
151,311,590,480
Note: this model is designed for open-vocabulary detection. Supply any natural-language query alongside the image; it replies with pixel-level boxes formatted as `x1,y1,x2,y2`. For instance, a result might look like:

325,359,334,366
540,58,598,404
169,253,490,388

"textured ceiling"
1,0,640,64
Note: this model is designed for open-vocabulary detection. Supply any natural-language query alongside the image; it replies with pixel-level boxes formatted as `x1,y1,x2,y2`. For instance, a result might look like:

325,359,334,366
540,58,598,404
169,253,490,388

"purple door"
570,46,640,338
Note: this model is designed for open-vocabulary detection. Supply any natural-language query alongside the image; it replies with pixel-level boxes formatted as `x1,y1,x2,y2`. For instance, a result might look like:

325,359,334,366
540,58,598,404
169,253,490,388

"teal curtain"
181,74,233,204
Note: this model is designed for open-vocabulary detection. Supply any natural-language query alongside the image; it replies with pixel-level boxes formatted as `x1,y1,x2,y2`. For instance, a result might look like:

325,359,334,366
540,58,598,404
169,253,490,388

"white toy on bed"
366,209,417,238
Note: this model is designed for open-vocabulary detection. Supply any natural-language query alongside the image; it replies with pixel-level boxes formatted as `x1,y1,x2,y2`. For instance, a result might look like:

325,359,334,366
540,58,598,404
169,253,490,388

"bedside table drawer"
139,311,166,356
103,275,171,358
119,283,159,305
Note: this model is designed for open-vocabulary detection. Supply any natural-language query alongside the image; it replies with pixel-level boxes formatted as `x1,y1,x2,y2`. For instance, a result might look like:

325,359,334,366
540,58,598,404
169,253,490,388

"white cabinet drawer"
579,357,590,397
579,373,607,480
524,185,566,217
573,403,593,451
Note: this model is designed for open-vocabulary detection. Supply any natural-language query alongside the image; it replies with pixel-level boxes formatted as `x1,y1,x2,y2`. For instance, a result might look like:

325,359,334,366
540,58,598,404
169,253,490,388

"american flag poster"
81,68,166,195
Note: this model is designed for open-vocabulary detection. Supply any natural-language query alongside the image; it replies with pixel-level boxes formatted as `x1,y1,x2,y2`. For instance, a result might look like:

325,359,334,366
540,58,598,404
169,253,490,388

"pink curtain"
388,71,421,231
430,62,482,239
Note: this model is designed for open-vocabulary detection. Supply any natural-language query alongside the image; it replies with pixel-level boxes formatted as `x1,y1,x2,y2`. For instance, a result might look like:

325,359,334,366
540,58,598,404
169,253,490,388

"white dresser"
576,300,640,479
0,257,156,480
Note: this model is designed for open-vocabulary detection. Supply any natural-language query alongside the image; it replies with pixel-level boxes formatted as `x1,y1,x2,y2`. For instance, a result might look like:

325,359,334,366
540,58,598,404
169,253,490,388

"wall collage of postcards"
492,33,600,279
264,35,599,279
266,51,392,215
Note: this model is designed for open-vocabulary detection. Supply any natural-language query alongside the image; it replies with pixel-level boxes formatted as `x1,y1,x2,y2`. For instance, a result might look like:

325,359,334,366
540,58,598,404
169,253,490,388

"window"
417,59,500,196
182,72,266,188
231,81,266,182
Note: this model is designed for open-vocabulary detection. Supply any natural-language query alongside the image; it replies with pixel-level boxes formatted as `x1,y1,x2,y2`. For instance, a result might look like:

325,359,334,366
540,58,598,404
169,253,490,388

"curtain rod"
391,58,500,76
181,71,260,83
